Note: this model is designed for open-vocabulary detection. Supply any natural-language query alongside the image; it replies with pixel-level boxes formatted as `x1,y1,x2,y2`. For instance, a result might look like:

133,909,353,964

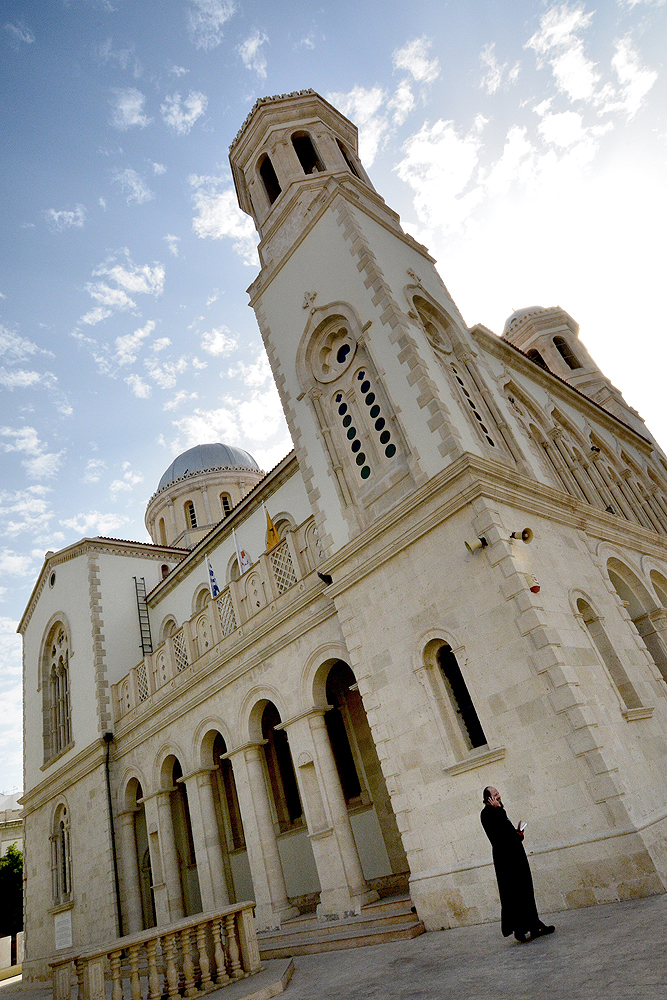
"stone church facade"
19,90,667,982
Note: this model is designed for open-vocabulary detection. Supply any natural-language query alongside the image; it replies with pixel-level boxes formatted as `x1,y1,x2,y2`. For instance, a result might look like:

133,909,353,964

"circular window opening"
369,404,380,419
342,414,352,427
49,572,56,588
336,344,351,364
347,427,357,440
360,466,371,479
375,417,385,431
355,453,366,466
380,430,391,445
385,444,397,458
365,392,376,406
338,402,347,415
360,380,371,394
351,440,361,453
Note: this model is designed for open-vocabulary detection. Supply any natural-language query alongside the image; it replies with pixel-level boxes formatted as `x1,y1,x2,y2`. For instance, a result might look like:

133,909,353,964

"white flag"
232,528,251,574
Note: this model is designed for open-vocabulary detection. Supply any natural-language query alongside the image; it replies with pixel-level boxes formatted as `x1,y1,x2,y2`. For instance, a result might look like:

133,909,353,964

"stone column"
280,711,377,919
308,710,377,909
181,770,229,911
155,788,184,921
116,809,143,934
227,743,298,928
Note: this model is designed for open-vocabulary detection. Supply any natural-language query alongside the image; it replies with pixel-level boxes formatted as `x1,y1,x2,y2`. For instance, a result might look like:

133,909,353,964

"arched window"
336,139,360,177
437,645,488,749
553,336,582,369
291,131,324,174
169,758,202,916
324,662,363,804
51,804,72,905
258,153,281,204
43,622,72,762
261,703,303,832
220,492,232,517
158,517,167,545
526,349,549,370
577,598,642,711
185,500,197,529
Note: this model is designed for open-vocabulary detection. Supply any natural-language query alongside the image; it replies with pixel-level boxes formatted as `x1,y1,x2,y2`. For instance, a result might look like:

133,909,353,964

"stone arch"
420,633,488,754
40,615,73,763
303,642,352,710
120,771,147,811
194,718,234,768
606,557,667,683
573,592,643,712
192,584,210,615
241,686,290,745
159,615,178,643
155,743,189,789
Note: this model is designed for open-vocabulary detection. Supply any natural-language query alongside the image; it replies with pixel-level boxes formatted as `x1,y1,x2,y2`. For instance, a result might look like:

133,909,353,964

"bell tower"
229,90,507,556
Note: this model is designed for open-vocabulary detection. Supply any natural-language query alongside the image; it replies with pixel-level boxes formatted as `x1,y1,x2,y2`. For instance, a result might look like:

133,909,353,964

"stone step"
258,908,418,947
258,918,425,959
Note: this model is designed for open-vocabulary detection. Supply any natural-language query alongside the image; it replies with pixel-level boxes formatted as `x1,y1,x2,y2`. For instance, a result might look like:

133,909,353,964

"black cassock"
480,804,539,937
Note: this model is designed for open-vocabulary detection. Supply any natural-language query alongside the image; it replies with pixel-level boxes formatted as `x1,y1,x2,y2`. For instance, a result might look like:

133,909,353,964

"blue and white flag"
205,555,220,597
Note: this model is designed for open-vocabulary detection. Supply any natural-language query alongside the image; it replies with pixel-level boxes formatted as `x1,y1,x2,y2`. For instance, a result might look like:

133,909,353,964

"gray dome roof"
158,443,260,491
503,306,546,334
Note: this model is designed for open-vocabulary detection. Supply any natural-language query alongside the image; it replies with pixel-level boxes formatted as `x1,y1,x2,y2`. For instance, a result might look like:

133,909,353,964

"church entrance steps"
257,893,425,958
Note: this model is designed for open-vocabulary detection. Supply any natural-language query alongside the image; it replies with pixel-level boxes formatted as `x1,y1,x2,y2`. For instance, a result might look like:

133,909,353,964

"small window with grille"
185,500,197,529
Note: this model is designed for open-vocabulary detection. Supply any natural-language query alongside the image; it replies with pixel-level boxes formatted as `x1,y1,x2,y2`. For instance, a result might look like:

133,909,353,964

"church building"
19,90,667,983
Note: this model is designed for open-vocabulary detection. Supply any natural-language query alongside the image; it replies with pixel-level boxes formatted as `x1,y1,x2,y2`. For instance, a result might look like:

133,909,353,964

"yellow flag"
265,506,281,550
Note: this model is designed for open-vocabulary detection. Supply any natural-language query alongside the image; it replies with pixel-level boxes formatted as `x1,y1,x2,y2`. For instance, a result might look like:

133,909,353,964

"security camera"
510,528,533,544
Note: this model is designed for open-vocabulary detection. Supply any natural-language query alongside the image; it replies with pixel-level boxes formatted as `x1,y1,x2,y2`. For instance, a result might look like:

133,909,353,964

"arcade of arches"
118,660,408,933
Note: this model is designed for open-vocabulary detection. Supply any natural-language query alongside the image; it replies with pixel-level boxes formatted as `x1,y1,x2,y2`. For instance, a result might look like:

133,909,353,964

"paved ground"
3,894,666,1000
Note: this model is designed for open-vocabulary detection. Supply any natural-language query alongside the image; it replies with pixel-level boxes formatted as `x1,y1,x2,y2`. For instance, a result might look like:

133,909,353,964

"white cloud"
112,168,154,204
45,205,86,231
395,118,484,235
125,374,152,398
152,338,171,352
170,65,189,76
227,353,271,387
608,36,657,119
98,38,141,76
526,4,599,103
479,42,520,94
187,0,236,50
163,391,198,411
206,292,219,306
5,21,34,44
110,468,143,493
80,306,112,325
201,326,237,356
326,86,388,166
144,356,188,390
0,549,36,577
85,283,136,310
0,368,56,389
0,426,63,479
189,174,259,265
110,88,151,130
238,30,268,78
0,326,39,361
300,33,315,50
392,37,440,83
83,459,106,484
538,110,586,147
93,258,165,297
164,234,180,256
152,162,167,175
60,511,130,536
388,81,415,126
115,320,155,365
161,91,208,134
0,486,53,536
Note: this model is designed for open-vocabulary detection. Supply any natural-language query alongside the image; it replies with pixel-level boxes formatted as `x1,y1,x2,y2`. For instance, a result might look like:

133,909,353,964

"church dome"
157,443,260,491
503,307,546,334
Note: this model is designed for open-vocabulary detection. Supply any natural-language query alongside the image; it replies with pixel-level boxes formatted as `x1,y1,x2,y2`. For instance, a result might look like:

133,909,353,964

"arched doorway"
210,732,254,903
324,661,409,891
607,558,667,682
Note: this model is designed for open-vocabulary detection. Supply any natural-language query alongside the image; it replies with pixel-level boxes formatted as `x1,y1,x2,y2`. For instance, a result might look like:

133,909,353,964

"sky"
1,0,666,796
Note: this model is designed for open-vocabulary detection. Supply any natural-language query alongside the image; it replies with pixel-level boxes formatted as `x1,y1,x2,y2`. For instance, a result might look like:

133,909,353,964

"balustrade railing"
51,903,261,1000
113,523,319,722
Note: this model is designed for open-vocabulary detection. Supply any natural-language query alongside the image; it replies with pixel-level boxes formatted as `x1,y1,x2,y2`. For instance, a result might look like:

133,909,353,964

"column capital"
275,707,331,731
221,740,267,761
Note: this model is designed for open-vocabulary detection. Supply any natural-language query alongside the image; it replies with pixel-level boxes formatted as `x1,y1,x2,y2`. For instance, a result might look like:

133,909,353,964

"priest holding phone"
480,786,556,943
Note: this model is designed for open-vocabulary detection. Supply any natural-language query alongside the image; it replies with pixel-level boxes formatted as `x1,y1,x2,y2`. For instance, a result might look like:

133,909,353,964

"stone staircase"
257,892,425,959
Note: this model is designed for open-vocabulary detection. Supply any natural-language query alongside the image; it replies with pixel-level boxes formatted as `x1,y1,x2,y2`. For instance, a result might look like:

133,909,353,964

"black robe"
480,804,539,937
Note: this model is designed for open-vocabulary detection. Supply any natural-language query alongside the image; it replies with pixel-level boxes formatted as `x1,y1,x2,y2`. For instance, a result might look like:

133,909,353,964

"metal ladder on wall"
133,577,153,656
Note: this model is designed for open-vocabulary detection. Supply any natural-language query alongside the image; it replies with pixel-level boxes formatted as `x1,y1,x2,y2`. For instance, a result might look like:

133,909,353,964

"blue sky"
1,0,666,795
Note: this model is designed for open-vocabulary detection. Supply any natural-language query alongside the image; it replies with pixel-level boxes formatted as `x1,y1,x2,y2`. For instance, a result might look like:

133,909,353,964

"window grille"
270,540,298,594
173,630,189,671
136,660,149,702
154,652,168,688
216,589,237,636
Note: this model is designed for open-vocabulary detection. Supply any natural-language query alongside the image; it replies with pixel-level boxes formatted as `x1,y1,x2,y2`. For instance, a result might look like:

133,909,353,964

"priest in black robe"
480,786,555,943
